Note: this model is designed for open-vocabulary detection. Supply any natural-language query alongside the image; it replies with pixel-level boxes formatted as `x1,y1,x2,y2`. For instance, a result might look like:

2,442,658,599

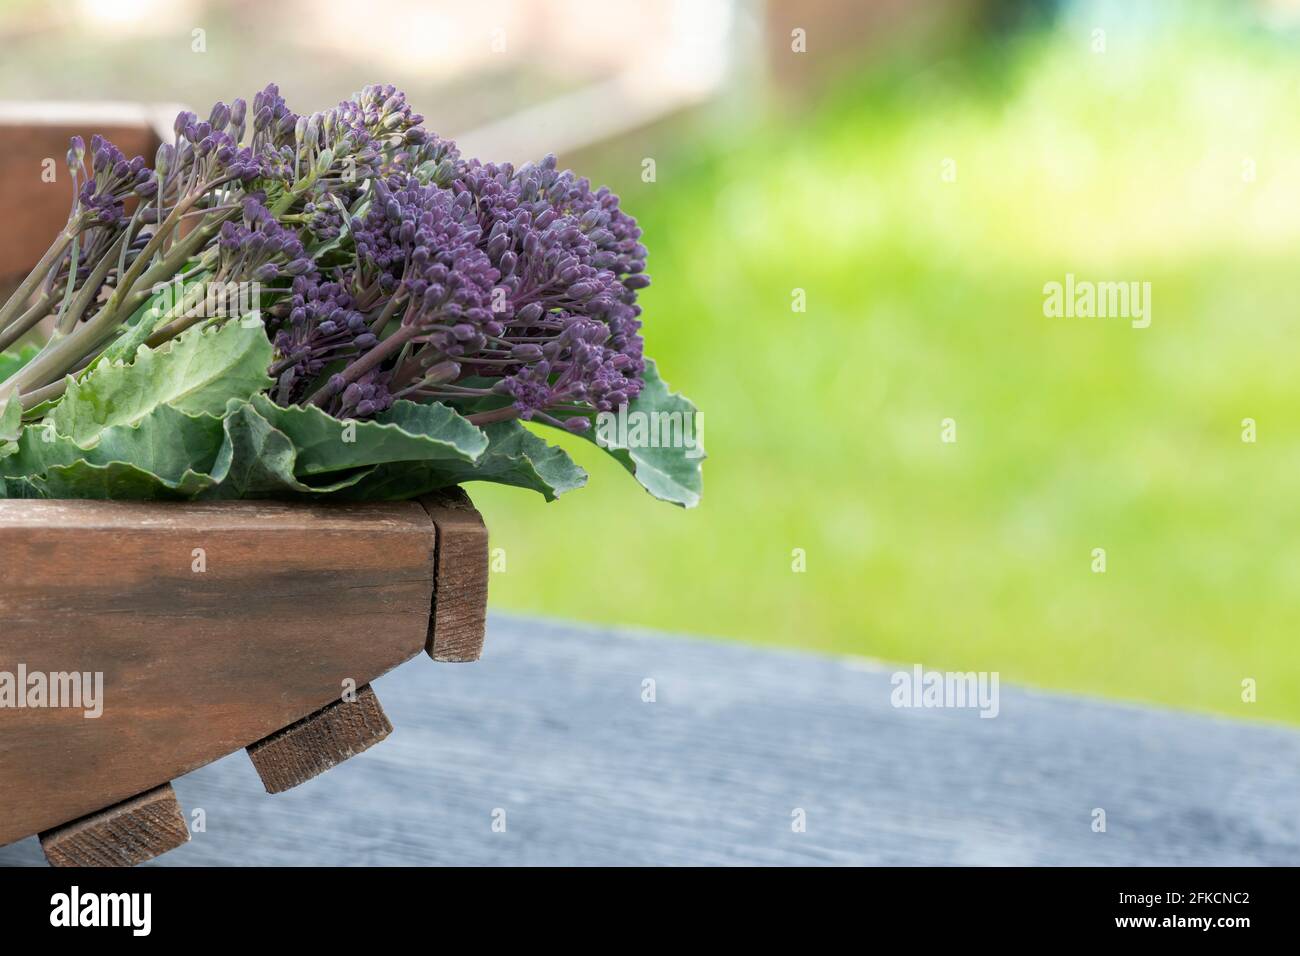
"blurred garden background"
3,0,1299,723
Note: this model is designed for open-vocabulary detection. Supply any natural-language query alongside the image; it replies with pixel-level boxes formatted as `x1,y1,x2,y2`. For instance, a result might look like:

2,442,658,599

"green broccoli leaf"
203,401,375,499
245,394,486,476
32,459,218,500
0,475,45,498
0,386,21,444
47,320,274,444
331,419,587,501
545,359,704,507
0,404,225,484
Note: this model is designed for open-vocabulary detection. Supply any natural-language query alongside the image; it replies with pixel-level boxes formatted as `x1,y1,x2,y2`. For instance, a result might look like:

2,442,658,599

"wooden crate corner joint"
419,489,490,663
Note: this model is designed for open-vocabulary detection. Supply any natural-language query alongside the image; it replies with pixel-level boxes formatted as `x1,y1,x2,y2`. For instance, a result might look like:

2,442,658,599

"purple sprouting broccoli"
2,83,652,440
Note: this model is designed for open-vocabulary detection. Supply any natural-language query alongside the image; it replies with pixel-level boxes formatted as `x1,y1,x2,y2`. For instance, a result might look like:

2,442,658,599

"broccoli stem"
0,293,54,353
0,229,76,333
9,200,233,402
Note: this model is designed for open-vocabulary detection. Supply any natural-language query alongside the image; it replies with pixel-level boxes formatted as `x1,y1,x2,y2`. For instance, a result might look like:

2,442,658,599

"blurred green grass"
470,21,1300,725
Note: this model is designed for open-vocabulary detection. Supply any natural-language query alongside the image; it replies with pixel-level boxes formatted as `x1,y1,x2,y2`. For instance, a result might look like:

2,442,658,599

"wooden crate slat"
39,782,189,867
247,684,393,794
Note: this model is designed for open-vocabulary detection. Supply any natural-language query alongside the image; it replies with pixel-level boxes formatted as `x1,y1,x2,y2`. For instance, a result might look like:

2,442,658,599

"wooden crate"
0,103,492,867
0,492,489,866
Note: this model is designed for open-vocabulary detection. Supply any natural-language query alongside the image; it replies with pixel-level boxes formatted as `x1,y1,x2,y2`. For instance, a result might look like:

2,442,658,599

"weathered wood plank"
39,782,189,867
0,616,1289,868
419,489,489,662
247,684,392,794
0,500,439,847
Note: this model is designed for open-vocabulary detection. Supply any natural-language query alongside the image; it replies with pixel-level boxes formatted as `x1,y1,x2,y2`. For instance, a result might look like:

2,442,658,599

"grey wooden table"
3,614,1298,866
